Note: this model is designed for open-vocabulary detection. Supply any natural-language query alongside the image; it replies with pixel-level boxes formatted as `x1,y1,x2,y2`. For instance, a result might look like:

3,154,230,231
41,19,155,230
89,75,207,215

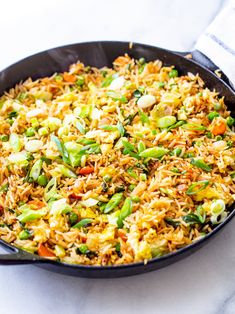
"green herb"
75,120,86,134
68,212,78,226
164,217,180,227
127,167,138,179
117,198,132,228
167,120,186,131
78,244,89,254
169,69,178,78
196,205,206,224
0,183,9,193
183,213,202,225
104,193,123,214
137,141,146,154
186,180,209,195
171,167,180,173
129,184,136,192
171,147,182,157
138,109,150,125
124,112,138,125
41,156,52,165
181,123,206,131
208,111,219,121
133,90,142,98
117,121,125,137
139,147,169,159
72,218,93,229
77,138,96,145
101,75,114,87
79,143,101,155
51,135,70,164
8,111,18,119
190,158,212,172
106,91,128,103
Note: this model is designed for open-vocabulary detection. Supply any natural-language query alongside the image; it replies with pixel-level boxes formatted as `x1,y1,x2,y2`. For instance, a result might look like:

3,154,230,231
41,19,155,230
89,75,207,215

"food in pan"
0,54,234,266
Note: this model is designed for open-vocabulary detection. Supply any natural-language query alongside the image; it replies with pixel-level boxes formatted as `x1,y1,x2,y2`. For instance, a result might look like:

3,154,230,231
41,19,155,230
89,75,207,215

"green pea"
169,69,178,78
214,102,221,111
103,175,112,183
207,111,219,121
131,195,140,202
171,167,180,173
19,229,31,240
37,174,48,187
226,116,234,127
139,57,146,65
25,127,36,137
76,76,85,86
0,134,9,142
206,132,213,139
227,141,233,148
216,135,223,141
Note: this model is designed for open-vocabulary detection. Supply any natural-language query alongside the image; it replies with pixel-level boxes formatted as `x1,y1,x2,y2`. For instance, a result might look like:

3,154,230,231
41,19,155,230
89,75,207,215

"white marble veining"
0,1,234,314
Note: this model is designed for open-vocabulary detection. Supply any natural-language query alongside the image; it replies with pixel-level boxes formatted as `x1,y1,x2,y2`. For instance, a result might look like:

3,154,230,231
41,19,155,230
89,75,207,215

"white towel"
195,0,235,87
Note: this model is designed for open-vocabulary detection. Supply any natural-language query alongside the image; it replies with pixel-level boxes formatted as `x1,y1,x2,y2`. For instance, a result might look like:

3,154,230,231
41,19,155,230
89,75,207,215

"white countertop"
1,1,235,314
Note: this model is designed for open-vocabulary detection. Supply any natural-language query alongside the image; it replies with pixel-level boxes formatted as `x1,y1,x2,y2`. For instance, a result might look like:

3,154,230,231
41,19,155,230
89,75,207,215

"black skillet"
0,41,234,278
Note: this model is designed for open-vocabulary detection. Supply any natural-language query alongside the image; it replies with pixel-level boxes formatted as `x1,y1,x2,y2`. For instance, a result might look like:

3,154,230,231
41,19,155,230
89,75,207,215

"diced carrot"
0,205,4,215
212,121,227,135
38,243,55,257
79,166,94,175
118,229,127,242
63,72,76,83
28,199,45,210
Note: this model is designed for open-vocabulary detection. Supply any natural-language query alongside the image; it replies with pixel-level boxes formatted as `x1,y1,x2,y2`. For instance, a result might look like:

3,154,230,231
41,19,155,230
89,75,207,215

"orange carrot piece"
38,243,55,257
63,72,76,83
28,199,45,210
79,166,94,175
212,121,227,135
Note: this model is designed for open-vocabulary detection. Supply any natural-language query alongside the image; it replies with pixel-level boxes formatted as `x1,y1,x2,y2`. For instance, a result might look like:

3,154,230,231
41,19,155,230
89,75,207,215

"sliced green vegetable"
164,217,180,227
10,133,21,152
117,198,132,228
186,180,209,195
76,75,85,86
139,109,150,125
68,212,78,226
25,127,36,137
17,207,47,223
157,116,176,128
104,193,123,214
29,159,42,181
51,135,70,164
106,91,128,103
181,123,206,131
190,158,212,172
72,218,93,229
226,116,234,127
183,213,202,225
0,183,9,193
75,120,86,134
139,147,169,159
137,141,146,154
167,120,186,131
117,121,125,136
78,244,89,254
0,134,9,142
56,164,77,178
172,147,182,157
44,177,61,202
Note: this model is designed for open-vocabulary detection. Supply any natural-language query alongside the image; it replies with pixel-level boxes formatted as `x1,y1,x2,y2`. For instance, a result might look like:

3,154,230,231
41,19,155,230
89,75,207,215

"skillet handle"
0,241,46,265
175,50,232,87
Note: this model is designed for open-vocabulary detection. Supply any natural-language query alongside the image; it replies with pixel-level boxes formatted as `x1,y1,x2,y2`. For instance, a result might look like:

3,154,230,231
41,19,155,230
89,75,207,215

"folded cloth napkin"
195,0,235,87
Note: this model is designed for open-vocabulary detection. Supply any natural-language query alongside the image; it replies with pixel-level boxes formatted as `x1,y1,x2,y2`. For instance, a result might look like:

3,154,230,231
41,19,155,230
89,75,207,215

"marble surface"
0,1,234,314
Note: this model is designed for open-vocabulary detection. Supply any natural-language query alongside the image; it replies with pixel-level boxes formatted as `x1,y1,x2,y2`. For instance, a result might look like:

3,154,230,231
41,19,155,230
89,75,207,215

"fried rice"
0,54,234,266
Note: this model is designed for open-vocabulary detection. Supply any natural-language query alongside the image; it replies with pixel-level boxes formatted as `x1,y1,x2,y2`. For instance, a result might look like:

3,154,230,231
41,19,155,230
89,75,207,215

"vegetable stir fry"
0,54,234,266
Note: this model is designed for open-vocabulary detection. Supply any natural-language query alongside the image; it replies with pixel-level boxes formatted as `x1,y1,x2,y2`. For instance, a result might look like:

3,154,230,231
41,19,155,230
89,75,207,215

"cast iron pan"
0,41,234,278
